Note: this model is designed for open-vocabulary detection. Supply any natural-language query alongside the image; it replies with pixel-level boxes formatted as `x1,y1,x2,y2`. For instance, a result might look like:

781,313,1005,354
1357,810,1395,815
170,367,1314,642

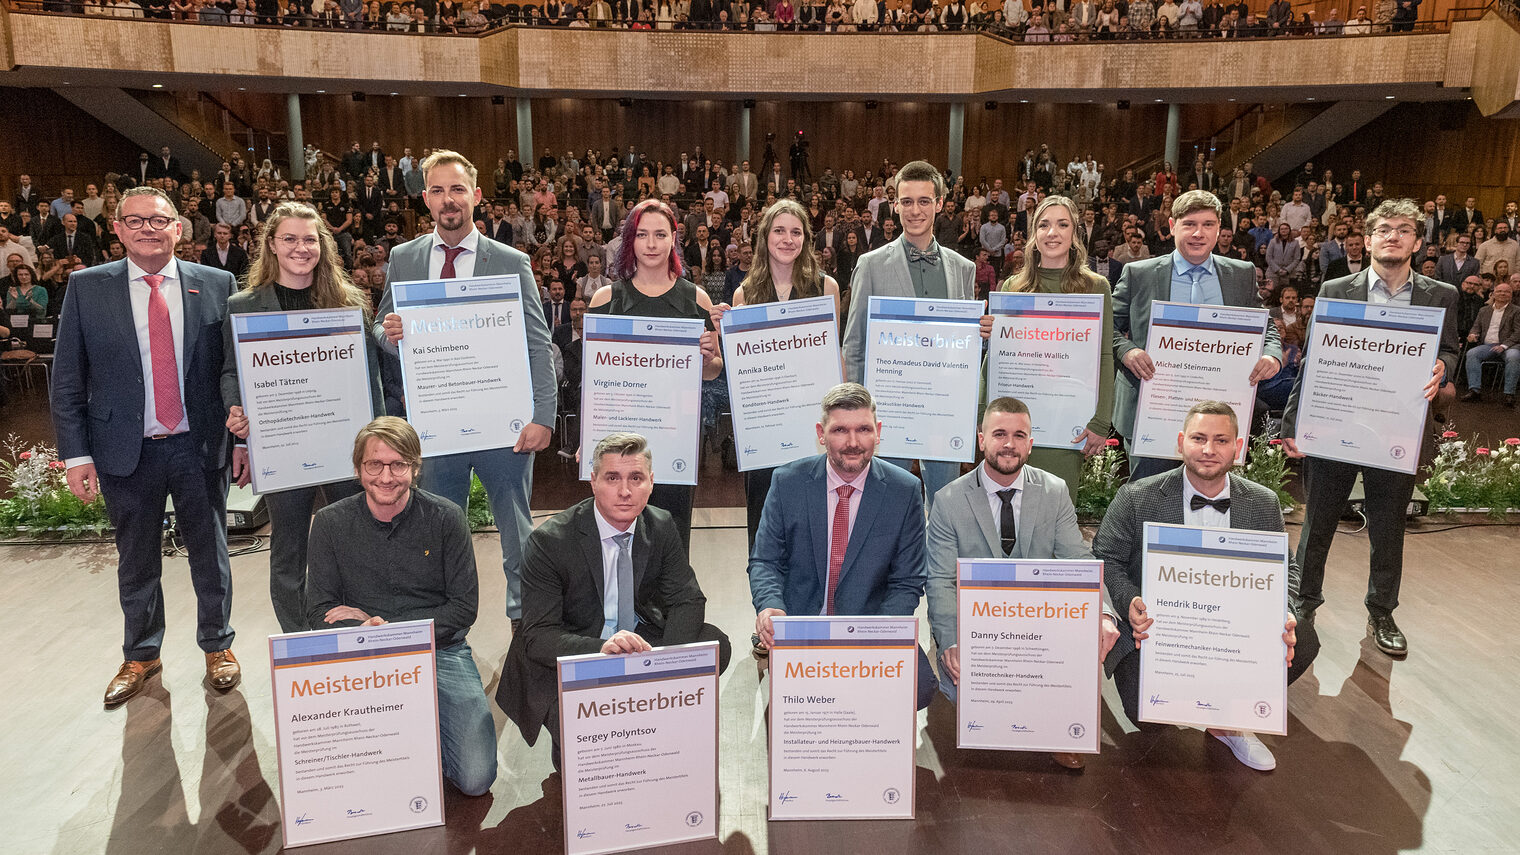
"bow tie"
907,244,941,266
1190,495,1230,512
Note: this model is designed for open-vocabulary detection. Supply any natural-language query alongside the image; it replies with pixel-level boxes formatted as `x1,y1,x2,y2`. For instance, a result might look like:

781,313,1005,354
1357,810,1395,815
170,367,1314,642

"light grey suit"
925,463,1114,656
1111,252,1283,440
372,231,557,621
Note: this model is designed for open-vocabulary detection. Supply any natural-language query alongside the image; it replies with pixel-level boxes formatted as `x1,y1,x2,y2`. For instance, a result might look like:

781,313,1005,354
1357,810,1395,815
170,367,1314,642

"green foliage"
1240,433,1295,511
1075,444,1126,519
1421,430,1520,517
467,473,495,530
0,437,111,538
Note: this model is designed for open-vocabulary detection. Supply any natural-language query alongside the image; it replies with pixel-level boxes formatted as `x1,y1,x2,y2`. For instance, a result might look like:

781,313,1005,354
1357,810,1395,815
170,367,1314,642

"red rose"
1477,448,1491,456
18,451,31,460
1105,438,1120,447
1269,439,1283,445
1506,438,1520,446
48,461,65,470
1441,431,1459,439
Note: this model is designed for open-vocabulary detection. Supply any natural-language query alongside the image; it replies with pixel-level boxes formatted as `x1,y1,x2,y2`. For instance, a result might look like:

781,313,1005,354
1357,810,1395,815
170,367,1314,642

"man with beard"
1283,199,1459,657
374,150,557,634
924,397,1121,769
1476,220,1519,277
1095,400,1310,771
748,383,936,711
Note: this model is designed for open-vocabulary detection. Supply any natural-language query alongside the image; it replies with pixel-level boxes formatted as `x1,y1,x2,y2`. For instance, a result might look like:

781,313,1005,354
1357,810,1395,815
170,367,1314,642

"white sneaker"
1211,730,1276,771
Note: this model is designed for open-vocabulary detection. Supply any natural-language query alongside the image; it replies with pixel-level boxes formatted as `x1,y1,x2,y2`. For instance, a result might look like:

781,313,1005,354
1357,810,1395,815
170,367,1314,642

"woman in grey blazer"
220,202,384,633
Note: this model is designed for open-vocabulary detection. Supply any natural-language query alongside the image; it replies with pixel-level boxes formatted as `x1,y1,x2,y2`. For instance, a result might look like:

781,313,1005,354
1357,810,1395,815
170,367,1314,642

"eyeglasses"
119,215,174,231
1371,225,1418,239
361,460,414,477
275,235,321,249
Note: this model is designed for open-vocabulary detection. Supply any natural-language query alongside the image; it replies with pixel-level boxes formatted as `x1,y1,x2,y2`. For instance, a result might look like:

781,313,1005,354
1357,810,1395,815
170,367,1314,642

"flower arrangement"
1075,438,1126,519
0,436,111,537
1240,433,1295,511
1420,430,1520,516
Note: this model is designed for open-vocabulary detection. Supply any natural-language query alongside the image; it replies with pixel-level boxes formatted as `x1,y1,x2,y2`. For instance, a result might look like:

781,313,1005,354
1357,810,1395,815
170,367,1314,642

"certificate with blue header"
769,616,917,821
1292,298,1444,474
557,642,720,855
269,620,442,849
956,559,1103,753
580,314,705,485
986,292,1105,449
1138,523,1288,735
864,296,984,462
391,274,534,458
720,295,840,471
1131,301,1268,463
232,308,374,494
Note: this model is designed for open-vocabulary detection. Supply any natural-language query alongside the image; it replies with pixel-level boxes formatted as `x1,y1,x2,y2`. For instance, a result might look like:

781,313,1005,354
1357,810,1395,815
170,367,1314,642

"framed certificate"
231,308,374,494
864,296,984,463
720,295,840,471
986,292,1106,449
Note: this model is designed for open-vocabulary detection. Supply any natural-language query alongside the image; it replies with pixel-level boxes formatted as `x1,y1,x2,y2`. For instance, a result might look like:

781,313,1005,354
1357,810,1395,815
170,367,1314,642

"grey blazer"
1110,253,1282,438
1091,468,1303,675
372,232,558,429
924,464,1115,652
1281,269,1459,439
841,235,976,383
220,285,384,419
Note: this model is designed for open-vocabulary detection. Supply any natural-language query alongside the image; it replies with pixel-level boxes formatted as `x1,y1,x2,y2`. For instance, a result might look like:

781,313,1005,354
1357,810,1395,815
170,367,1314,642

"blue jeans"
421,447,534,620
436,642,498,796
881,457,960,515
1465,344,1520,394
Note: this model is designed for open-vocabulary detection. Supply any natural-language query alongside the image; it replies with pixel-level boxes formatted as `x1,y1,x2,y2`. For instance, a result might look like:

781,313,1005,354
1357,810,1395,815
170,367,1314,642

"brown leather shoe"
104,659,162,708
1050,752,1087,770
205,649,242,691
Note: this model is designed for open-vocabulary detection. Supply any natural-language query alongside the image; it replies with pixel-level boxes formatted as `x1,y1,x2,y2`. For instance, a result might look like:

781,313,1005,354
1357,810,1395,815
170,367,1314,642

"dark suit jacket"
552,323,582,388
51,260,237,476
1282,269,1460,438
147,155,184,183
1447,208,1484,236
542,298,570,329
199,243,250,280
48,229,99,267
1111,253,1282,438
1434,252,1479,287
1321,255,1368,281
748,455,927,619
377,167,405,196
497,499,709,745
1092,469,1304,676
482,217,513,246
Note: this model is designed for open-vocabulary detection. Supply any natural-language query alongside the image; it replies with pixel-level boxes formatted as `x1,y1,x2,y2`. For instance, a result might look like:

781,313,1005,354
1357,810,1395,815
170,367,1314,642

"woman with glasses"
220,202,384,633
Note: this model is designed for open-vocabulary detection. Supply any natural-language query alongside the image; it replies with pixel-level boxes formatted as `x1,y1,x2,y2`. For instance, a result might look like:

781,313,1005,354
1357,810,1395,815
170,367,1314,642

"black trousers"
264,479,363,633
649,482,694,556
98,434,233,661
743,466,776,554
1295,457,1416,618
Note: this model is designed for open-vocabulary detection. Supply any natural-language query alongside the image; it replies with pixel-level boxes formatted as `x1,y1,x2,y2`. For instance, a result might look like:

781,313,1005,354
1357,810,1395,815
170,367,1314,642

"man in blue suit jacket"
748,382,936,710
52,187,241,707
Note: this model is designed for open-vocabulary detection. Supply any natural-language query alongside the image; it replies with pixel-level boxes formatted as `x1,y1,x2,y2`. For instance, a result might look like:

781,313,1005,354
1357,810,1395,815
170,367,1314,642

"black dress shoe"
1367,615,1408,657
1459,390,1481,403
1506,394,1515,408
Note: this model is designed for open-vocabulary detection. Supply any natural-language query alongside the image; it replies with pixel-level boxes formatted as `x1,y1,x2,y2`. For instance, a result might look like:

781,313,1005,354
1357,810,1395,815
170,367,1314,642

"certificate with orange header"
986,292,1106,449
269,619,442,848
956,559,1103,752
768,616,917,821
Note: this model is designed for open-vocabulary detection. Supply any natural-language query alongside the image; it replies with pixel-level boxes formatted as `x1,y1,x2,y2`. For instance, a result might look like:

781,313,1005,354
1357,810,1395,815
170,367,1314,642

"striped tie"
824,485,854,615
143,274,183,431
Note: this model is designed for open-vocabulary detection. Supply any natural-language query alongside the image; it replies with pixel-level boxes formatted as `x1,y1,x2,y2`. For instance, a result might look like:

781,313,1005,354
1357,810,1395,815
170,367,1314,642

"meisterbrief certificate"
769,616,917,821
956,559,1102,753
1131,301,1268,464
986,292,1105,449
864,296,984,462
269,620,443,848
557,642,720,855
580,314,705,485
720,295,840,471
391,274,535,458
1138,523,1288,735
231,308,374,494
1292,297,1445,474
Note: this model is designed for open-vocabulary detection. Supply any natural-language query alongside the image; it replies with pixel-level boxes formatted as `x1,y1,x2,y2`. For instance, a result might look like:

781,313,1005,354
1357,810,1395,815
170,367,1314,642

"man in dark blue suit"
748,382,935,710
52,187,242,708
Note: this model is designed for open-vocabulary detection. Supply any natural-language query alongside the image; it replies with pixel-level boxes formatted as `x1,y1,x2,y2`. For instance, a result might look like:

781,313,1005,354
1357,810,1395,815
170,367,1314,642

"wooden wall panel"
1315,101,1520,215
0,88,139,202
297,93,519,177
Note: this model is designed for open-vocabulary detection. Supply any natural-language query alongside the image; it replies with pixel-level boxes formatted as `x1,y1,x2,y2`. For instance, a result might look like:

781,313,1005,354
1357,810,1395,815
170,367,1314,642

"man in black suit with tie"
198,222,249,280
49,214,101,267
1095,400,1310,771
1283,199,1460,658
541,279,570,329
1447,196,1484,237
52,187,241,708
1321,231,1369,280
14,173,39,211
496,432,731,765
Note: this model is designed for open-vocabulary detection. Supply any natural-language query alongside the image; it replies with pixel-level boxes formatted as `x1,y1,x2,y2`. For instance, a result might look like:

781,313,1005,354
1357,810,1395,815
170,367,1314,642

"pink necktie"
825,485,854,615
143,274,183,432
440,246,465,278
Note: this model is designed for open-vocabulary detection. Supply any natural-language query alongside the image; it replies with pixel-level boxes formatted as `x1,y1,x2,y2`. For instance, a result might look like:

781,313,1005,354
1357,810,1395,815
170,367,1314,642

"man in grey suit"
1284,200,1461,657
1434,232,1479,288
841,161,976,511
1112,190,1283,482
924,396,1120,769
375,150,557,631
1095,400,1310,771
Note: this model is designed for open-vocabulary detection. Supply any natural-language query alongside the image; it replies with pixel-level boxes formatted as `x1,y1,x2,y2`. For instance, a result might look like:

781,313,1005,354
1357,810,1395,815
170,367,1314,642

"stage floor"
3,503,1517,855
